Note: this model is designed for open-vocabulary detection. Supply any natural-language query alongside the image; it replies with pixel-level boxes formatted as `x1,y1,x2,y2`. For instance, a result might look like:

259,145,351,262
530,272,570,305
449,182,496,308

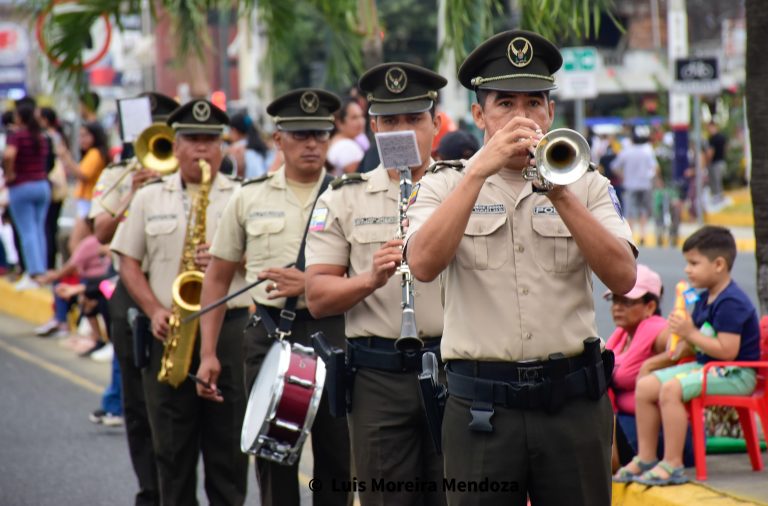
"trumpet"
394,166,422,352
98,123,179,216
522,128,591,189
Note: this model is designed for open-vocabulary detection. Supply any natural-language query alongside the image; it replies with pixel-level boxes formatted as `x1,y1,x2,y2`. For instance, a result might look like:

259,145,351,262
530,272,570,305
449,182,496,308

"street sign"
672,57,720,95
557,46,599,100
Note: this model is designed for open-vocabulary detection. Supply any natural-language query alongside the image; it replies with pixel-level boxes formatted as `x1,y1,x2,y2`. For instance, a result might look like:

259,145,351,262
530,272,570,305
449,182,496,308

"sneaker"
90,342,114,363
14,274,40,291
35,319,61,336
78,340,106,357
89,409,106,424
102,413,124,427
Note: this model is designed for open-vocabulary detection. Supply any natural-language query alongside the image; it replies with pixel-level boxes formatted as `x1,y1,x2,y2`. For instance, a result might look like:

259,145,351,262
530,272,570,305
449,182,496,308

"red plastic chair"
686,315,768,480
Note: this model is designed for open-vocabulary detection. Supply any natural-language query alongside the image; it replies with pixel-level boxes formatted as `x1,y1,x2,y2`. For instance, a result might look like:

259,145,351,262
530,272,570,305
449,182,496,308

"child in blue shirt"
614,226,760,485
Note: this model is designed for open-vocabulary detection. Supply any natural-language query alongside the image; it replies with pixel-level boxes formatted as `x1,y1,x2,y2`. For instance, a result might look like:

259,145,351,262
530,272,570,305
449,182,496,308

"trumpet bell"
534,128,590,186
135,124,178,175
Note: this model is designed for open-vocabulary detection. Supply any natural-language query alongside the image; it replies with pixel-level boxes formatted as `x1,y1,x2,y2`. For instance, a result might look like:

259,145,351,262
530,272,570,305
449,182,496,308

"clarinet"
394,166,423,352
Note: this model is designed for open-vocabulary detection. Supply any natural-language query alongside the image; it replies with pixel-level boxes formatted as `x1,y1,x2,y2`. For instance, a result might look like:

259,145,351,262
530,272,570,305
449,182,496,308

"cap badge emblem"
385,67,407,94
300,91,320,113
507,36,533,68
192,101,211,122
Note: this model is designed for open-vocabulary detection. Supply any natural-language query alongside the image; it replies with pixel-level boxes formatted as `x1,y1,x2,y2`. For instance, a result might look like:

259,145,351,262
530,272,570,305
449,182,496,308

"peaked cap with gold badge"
458,30,563,93
166,99,229,136
266,88,341,131
139,92,179,123
358,62,447,116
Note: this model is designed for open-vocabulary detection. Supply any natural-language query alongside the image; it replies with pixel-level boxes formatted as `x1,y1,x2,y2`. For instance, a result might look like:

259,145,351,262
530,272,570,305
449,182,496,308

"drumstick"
181,262,296,324
188,373,223,397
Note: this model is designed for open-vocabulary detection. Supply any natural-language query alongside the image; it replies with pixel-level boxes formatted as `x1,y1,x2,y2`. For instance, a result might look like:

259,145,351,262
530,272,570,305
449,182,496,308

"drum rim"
241,340,291,454
285,347,326,465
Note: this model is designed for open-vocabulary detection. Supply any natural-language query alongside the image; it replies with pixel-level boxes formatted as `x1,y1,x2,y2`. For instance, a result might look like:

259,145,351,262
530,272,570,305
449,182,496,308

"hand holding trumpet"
467,117,543,180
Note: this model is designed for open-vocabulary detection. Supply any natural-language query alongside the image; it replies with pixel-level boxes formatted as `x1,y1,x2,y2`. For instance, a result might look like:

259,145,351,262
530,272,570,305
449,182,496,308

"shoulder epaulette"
140,177,164,188
428,160,465,173
331,173,365,190
242,174,272,186
226,174,244,183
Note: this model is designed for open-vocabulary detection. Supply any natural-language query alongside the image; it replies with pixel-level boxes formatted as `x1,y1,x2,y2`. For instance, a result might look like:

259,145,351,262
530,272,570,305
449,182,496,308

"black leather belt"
347,336,441,373
445,339,614,431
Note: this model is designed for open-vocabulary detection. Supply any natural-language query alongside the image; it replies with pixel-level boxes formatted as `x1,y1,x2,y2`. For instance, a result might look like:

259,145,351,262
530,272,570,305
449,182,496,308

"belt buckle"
517,364,544,384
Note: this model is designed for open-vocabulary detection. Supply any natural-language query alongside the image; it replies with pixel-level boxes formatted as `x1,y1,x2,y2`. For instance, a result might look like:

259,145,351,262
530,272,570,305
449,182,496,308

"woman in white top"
327,98,366,175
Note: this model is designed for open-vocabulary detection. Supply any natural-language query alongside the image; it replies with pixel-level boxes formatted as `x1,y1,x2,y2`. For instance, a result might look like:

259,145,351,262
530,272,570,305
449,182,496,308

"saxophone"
158,160,211,387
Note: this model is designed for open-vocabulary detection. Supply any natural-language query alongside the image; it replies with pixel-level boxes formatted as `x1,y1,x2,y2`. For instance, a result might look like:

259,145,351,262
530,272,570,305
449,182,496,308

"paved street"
0,245,763,505
593,244,759,339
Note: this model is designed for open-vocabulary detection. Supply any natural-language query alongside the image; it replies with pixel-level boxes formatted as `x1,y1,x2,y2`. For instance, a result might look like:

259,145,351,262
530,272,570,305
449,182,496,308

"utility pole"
667,0,692,217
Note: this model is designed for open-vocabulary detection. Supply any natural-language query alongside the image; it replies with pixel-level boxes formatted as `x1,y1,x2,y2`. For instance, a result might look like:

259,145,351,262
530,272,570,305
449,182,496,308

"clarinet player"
305,63,448,506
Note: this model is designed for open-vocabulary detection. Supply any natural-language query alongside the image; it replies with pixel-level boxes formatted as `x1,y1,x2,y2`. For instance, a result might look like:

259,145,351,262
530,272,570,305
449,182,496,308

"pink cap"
603,264,662,300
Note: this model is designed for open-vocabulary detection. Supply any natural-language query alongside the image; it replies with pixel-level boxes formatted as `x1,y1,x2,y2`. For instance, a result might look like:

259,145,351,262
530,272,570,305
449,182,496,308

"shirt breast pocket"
456,214,509,270
352,226,394,267
246,218,286,261
145,220,178,261
531,217,583,273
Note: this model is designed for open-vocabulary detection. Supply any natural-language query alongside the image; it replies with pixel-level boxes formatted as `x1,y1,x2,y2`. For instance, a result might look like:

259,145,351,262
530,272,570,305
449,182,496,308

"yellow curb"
0,278,53,325
634,234,755,253
612,482,768,506
705,213,754,227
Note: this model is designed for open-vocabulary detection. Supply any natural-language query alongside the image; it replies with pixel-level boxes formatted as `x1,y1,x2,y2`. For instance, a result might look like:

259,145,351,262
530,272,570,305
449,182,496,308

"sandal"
613,456,658,483
633,461,688,486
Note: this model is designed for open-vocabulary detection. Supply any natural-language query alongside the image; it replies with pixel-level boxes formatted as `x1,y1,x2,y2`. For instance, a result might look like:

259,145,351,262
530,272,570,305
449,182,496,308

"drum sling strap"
256,174,333,339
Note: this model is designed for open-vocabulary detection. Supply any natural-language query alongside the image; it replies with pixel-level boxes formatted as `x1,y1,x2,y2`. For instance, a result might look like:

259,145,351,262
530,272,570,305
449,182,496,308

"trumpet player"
196,89,352,506
305,63,447,506
89,91,178,506
405,30,637,506
111,99,250,506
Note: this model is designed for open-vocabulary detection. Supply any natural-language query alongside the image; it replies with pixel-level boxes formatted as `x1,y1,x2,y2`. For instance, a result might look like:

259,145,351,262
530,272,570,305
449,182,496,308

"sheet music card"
375,131,422,168
117,97,153,143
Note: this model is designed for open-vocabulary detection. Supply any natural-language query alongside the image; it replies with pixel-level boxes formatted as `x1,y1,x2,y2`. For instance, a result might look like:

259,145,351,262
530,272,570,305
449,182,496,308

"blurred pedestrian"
705,121,727,208
227,111,273,179
611,130,658,245
39,106,68,269
328,97,366,175
435,129,479,161
2,97,51,290
58,121,109,253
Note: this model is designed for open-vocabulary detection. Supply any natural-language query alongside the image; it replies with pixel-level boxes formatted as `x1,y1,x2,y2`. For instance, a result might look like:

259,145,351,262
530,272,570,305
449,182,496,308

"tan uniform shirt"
89,163,133,219
406,160,634,361
111,172,249,309
209,166,328,309
306,166,444,340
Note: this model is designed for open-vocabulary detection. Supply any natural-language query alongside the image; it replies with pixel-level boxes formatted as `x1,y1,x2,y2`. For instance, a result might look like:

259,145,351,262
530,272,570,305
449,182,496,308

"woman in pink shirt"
605,264,671,472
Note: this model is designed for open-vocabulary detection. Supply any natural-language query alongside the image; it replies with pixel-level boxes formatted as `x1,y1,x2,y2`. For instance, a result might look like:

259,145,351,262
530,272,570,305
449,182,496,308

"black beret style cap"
266,88,341,131
167,99,229,136
139,92,179,123
358,62,447,116
458,30,563,92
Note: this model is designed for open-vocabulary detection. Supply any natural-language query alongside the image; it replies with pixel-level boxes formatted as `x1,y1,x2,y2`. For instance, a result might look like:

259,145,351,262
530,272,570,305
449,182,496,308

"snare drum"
241,339,326,465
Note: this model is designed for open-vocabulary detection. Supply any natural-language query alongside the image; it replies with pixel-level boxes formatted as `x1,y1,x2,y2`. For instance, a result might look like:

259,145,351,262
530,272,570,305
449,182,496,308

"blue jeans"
101,354,123,416
7,180,50,276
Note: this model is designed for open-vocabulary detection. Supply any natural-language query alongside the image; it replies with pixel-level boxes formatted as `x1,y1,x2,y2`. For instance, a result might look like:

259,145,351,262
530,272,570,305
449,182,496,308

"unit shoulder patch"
330,173,365,190
428,160,465,173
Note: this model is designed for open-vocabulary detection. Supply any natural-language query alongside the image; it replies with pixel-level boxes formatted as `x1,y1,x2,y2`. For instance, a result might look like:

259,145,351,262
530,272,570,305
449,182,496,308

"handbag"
48,160,68,203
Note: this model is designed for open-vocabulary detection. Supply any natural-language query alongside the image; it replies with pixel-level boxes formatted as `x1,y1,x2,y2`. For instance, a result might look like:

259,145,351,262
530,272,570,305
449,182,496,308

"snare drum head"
241,340,290,453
